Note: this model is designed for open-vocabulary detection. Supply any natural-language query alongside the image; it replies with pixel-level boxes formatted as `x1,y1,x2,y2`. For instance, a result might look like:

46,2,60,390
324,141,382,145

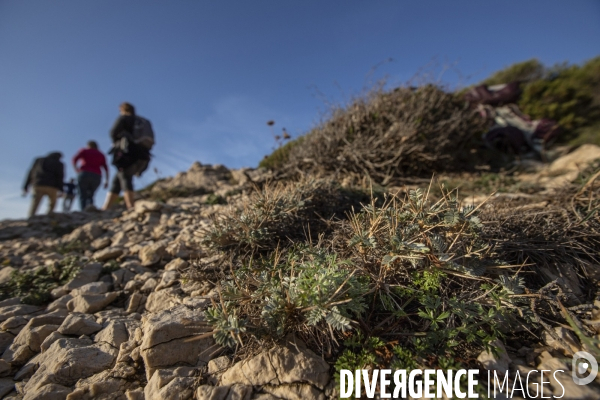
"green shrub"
0,257,81,305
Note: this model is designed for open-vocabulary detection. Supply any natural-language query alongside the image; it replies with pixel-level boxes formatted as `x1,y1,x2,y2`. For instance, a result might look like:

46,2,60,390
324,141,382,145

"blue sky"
1,1,599,220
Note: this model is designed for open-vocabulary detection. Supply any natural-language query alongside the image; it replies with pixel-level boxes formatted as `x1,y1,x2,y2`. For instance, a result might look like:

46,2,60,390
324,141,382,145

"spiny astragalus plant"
201,180,532,370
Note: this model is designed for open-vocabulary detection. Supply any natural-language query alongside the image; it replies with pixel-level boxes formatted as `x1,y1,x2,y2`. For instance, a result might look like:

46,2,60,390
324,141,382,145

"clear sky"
1,1,599,220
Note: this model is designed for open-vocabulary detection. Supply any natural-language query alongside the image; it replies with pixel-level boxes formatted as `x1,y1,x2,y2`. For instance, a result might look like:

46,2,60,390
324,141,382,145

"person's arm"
72,150,82,173
23,159,37,194
101,154,110,189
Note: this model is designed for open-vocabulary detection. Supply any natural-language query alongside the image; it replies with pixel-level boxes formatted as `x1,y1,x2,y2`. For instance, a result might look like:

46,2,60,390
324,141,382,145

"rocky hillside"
0,146,599,399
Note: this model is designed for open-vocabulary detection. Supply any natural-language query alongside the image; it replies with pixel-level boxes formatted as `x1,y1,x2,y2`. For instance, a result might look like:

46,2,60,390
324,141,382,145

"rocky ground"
1,152,600,399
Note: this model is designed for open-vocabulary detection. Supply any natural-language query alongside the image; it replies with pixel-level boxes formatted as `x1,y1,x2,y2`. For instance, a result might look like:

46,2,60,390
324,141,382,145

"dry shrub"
480,168,600,305
275,85,488,184
201,178,373,257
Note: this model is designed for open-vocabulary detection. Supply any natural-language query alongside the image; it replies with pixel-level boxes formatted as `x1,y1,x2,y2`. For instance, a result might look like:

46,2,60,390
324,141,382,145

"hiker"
102,102,154,210
62,178,77,212
22,152,65,217
73,140,109,210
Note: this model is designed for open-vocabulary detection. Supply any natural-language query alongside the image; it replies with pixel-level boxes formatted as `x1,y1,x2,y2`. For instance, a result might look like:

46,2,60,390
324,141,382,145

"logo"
572,351,598,386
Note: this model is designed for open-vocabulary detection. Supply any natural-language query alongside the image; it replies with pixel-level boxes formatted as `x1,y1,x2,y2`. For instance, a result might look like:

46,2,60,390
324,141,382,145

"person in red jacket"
73,141,110,211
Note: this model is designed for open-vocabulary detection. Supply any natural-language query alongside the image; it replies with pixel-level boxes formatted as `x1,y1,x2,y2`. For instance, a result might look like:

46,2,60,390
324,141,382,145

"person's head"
119,102,135,116
87,140,98,150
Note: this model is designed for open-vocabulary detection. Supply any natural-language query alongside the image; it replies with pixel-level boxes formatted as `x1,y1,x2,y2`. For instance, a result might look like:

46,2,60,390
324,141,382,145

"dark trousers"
78,171,101,210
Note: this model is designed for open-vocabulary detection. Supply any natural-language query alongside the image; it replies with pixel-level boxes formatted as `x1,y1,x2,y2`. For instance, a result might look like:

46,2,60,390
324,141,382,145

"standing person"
73,140,109,211
102,102,154,210
22,152,64,217
62,178,77,212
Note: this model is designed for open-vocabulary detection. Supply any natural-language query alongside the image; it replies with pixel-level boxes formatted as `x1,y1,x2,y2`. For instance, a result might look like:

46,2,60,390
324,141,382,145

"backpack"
132,116,155,149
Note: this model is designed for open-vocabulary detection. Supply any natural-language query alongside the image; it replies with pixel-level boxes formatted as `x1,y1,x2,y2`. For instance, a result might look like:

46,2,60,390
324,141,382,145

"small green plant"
0,256,81,305
55,240,87,255
204,193,226,205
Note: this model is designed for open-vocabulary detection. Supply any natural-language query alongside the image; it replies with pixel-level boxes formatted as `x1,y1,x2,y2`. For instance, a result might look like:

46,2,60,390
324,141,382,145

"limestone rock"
67,292,118,314
1,316,29,335
70,281,110,297
12,312,66,352
0,304,43,324
0,331,15,354
90,237,111,251
47,295,74,312
125,292,147,314
165,258,188,272
155,271,179,291
0,378,14,398
140,305,214,379
139,242,167,267
220,336,329,389
263,384,325,400
40,331,67,353
112,269,135,290
543,326,581,355
141,278,159,292
93,247,123,262
64,262,103,291
145,289,181,313
135,201,163,214
94,321,129,349
23,383,71,400
537,351,600,399
58,314,102,336
0,267,16,284
477,339,511,374
22,338,117,396
145,367,196,400
196,384,252,400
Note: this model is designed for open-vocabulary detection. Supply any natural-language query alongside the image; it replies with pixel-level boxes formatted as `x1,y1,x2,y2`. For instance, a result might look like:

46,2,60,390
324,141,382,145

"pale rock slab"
0,267,16,284
12,312,67,352
165,258,189,272
90,237,111,251
47,294,73,312
0,331,15,354
23,383,72,400
135,201,163,214
145,367,196,400
139,241,168,266
1,316,29,335
145,288,182,313
67,292,118,314
537,351,600,400
94,321,129,349
140,305,214,379
263,383,325,400
0,377,14,398
477,339,511,374
220,336,329,390
23,338,117,396
0,305,42,324
93,247,124,262
70,282,110,297
196,384,252,400
58,314,102,336
64,262,103,291
155,271,180,291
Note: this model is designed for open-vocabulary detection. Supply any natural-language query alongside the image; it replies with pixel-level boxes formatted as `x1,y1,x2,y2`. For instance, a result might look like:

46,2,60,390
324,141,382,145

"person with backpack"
72,140,109,211
102,102,154,210
22,152,65,217
62,178,77,212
